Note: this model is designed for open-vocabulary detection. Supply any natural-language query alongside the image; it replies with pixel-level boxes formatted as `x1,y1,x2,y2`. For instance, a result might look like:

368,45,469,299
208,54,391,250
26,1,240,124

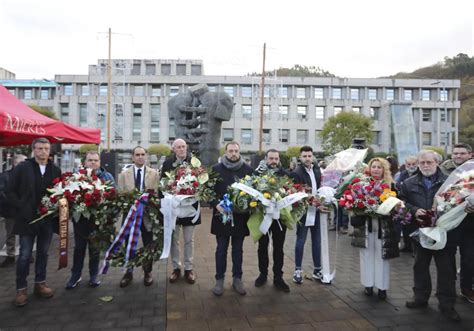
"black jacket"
210,161,253,237
290,164,321,225
160,154,201,226
0,169,14,218
6,158,61,235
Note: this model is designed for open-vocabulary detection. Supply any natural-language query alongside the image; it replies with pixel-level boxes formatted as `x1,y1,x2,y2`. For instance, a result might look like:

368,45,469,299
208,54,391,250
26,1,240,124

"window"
350,88,359,100
114,104,124,141
191,64,201,75
168,118,176,140
440,110,447,122
263,105,270,119
370,107,379,120
279,87,288,98
151,85,161,97
263,86,270,98
40,89,49,100
7,89,15,96
374,131,382,145
242,105,252,119
297,106,307,120
440,132,448,146
176,64,186,75
297,130,308,145
79,104,88,127
81,85,90,96
241,129,252,144
296,87,306,99
279,129,289,143
161,64,171,75
60,104,69,123
64,85,73,96
169,86,180,97
422,132,432,145
352,107,361,113
132,64,141,75
332,88,341,99
150,104,160,142
440,90,448,101
315,130,322,144
404,89,412,101
97,104,106,142
222,128,234,141
263,129,271,143
24,89,32,100
208,85,216,92
114,85,125,96
223,86,234,97
368,88,377,100
132,104,142,141
99,85,107,96
386,89,394,101
241,86,252,98
134,85,144,97
334,106,343,116
422,89,430,101
422,109,431,122
145,64,156,75
314,87,324,99
279,105,288,120
315,106,325,119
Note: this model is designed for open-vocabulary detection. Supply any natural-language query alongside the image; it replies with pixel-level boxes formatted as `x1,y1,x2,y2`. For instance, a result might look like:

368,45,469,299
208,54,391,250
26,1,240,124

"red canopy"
0,85,100,146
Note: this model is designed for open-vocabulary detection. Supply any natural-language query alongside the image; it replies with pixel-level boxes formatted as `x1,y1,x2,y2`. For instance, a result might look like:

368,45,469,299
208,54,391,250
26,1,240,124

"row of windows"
8,88,53,100
96,62,202,76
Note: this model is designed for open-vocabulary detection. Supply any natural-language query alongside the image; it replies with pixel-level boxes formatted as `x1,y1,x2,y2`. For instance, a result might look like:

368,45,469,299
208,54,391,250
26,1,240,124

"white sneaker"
292,269,303,284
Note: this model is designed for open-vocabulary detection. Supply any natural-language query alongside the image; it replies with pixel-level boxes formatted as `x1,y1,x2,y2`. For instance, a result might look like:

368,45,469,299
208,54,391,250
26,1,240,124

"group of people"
0,137,473,324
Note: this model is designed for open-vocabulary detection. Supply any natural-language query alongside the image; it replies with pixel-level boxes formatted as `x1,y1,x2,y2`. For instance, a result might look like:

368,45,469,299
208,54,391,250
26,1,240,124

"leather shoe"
364,287,373,296
14,289,28,307
184,270,196,284
405,300,428,309
440,307,461,322
34,282,54,298
120,272,133,288
254,274,267,287
169,269,181,283
144,272,153,286
378,290,387,300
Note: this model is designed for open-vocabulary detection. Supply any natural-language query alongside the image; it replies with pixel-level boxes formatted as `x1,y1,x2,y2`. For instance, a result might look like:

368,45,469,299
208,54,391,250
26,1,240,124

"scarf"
222,156,244,171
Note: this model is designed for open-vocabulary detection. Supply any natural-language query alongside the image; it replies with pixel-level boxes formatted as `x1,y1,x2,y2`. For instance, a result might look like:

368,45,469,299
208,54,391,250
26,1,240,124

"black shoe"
400,246,413,253
273,278,290,292
254,274,267,287
0,256,15,268
405,300,428,309
119,272,133,288
440,307,461,322
364,287,373,296
378,289,387,300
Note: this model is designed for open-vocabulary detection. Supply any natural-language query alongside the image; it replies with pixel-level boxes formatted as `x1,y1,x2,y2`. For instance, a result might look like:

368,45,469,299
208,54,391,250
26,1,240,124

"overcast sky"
0,0,472,79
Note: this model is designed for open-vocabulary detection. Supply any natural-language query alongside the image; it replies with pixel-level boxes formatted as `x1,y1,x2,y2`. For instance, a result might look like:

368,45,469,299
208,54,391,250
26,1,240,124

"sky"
0,0,473,80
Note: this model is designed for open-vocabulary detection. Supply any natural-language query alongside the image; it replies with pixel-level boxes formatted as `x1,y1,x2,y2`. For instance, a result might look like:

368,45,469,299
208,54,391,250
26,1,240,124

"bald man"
160,139,201,284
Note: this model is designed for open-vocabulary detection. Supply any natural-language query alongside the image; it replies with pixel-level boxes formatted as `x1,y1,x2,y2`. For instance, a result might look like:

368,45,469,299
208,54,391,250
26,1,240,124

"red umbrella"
0,85,100,146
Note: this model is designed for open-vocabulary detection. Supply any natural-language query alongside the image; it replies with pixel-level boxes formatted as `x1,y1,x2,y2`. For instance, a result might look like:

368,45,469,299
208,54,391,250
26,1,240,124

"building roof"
0,79,58,88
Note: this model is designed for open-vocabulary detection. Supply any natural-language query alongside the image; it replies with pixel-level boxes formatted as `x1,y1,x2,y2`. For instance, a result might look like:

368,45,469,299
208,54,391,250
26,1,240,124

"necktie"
135,168,142,191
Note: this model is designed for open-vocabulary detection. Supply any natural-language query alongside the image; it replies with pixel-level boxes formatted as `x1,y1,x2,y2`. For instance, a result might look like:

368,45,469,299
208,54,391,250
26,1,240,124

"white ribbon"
317,186,338,284
159,193,199,259
231,182,307,235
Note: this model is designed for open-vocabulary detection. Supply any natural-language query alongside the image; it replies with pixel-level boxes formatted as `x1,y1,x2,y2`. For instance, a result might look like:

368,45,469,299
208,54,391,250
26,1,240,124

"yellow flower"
269,178,276,185
380,195,387,202
239,191,247,196
263,192,271,199
249,201,258,208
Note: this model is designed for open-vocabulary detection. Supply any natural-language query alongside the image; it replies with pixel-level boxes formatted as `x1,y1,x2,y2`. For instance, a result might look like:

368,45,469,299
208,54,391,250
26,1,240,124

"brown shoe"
34,282,54,298
120,272,133,288
14,289,28,307
169,269,181,283
185,270,196,284
144,272,153,286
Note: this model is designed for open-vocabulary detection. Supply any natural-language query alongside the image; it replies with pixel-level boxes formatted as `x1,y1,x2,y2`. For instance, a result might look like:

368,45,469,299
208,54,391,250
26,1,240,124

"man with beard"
440,143,472,175
210,141,253,296
400,150,460,322
254,149,290,292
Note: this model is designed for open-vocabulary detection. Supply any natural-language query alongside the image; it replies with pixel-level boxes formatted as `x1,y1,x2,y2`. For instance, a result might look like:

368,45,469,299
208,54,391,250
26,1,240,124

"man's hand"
318,205,330,213
415,208,426,221
216,205,225,213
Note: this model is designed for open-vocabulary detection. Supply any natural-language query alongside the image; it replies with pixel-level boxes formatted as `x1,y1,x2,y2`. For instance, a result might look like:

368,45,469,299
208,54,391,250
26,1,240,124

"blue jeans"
215,235,244,280
70,233,100,281
16,229,53,290
295,221,321,270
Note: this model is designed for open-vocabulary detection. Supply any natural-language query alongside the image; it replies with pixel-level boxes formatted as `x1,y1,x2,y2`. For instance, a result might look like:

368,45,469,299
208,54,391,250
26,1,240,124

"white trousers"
359,218,390,290
171,225,196,271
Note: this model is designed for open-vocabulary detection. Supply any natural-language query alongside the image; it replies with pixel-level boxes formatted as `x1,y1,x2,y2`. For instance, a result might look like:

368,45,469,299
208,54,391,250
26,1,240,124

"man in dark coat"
399,150,460,322
253,149,291,292
210,141,253,296
161,139,201,284
6,138,61,307
290,145,323,284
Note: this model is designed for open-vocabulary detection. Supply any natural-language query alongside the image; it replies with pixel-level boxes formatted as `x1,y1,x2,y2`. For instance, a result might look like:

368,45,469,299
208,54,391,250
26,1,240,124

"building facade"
1,59,461,165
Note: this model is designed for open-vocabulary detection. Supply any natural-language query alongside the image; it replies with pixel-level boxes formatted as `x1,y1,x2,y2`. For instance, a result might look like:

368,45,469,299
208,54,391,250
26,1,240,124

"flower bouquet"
411,160,474,250
231,173,310,242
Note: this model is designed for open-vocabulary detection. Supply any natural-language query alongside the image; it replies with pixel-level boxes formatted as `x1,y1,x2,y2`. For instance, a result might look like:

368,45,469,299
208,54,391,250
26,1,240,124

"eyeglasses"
419,161,435,165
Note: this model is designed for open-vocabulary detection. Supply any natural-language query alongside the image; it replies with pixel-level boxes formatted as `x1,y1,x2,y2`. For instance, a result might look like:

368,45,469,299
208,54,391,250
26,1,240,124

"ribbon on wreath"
317,186,338,284
159,193,200,259
231,182,308,242
101,193,149,274
58,198,69,270
218,194,234,225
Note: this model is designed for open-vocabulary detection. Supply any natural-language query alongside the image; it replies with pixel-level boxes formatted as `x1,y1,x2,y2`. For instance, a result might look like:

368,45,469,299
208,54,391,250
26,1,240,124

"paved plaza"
1,210,473,330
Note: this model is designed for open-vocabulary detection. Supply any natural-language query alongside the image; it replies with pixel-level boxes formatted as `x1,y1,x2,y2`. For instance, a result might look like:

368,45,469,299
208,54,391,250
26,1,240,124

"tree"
79,144,99,155
248,64,336,77
29,105,58,120
319,112,374,155
286,146,301,159
148,144,172,157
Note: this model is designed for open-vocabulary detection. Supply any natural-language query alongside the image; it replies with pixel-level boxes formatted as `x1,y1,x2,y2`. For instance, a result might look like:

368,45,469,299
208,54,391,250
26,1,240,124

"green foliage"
248,64,336,77
29,105,57,119
148,144,171,157
279,152,290,169
79,144,99,155
320,112,374,155
286,146,301,159
424,146,445,158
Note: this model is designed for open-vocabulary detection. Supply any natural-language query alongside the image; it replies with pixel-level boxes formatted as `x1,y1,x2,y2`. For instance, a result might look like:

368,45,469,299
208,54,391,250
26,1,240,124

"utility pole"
106,27,112,152
258,43,266,154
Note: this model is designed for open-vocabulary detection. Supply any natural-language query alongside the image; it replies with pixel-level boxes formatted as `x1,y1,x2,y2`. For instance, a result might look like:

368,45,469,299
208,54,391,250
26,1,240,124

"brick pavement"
1,210,474,330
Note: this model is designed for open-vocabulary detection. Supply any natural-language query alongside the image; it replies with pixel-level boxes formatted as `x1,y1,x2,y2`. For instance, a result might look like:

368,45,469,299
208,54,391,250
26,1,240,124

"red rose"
39,206,49,215
352,177,361,183
367,199,376,205
79,169,87,175
357,202,365,209
192,181,199,188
